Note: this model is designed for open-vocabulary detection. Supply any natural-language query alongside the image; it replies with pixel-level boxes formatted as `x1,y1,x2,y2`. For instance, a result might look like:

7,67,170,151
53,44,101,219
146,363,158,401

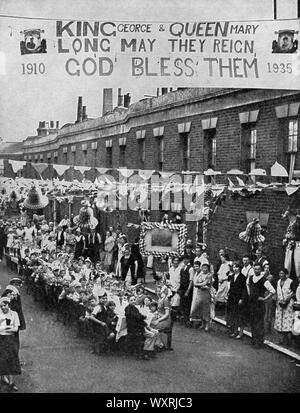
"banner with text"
2,18,300,89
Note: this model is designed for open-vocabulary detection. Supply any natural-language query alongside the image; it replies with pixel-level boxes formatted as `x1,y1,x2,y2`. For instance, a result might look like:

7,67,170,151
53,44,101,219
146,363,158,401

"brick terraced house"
2,87,300,270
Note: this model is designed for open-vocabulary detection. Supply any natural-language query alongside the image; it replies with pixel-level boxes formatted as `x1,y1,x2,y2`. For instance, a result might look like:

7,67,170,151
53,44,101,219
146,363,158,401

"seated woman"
0,297,21,391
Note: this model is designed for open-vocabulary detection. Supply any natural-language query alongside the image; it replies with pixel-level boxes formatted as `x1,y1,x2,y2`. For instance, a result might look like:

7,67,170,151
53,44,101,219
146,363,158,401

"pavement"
0,261,300,393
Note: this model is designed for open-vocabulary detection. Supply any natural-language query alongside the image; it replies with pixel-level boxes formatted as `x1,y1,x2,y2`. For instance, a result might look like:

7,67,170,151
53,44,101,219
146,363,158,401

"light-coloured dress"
274,278,294,332
104,235,115,267
292,284,300,336
190,271,212,323
215,262,230,303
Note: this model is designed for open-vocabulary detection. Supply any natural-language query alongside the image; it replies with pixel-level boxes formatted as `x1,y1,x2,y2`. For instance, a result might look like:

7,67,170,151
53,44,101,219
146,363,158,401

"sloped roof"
0,141,23,154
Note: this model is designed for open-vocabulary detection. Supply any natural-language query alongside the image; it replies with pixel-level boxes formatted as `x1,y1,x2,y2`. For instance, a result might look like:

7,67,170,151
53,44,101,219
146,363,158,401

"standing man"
241,255,255,278
87,228,102,263
179,255,194,326
56,225,65,249
168,256,182,317
247,263,275,348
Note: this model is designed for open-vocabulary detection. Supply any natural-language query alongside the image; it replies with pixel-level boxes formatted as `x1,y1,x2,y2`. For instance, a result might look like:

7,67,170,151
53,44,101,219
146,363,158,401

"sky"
0,0,298,142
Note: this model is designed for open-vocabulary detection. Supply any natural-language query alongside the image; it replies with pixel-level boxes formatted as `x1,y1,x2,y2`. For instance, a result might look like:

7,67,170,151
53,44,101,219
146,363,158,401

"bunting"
52,164,70,176
9,160,26,174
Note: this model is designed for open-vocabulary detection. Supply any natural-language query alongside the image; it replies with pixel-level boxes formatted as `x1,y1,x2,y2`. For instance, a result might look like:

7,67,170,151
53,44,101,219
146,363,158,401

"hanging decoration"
239,217,265,251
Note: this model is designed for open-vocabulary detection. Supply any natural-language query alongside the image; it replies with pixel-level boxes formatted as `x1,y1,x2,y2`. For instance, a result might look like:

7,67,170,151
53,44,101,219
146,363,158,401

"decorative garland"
139,222,187,258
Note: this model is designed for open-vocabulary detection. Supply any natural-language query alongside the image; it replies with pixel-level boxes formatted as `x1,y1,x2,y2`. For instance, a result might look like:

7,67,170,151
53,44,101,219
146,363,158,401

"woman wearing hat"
0,297,21,391
190,261,212,331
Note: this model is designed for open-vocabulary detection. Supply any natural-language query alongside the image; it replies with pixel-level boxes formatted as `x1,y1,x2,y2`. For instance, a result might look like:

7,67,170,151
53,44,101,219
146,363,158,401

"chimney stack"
76,96,83,123
82,106,87,121
117,88,123,106
102,88,113,115
124,93,131,108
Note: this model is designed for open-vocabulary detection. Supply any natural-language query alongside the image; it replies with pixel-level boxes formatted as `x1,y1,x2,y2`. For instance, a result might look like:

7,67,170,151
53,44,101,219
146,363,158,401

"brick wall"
206,188,300,273
21,90,300,174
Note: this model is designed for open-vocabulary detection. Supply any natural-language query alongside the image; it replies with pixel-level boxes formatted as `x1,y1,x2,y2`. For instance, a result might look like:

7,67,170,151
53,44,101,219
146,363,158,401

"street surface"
0,261,299,393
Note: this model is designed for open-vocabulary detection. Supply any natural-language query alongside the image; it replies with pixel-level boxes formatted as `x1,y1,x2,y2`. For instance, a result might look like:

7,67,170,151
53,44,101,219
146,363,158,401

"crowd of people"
0,214,300,391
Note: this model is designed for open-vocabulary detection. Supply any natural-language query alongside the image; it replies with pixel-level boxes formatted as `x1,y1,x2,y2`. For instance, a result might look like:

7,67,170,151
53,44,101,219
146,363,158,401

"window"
136,130,146,168
153,127,164,170
181,133,191,171
158,137,164,171
204,129,216,169
119,137,126,167
288,119,298,153
106,147,112,168
138,139,146,168
250,127,257,171
53,151,58,164
82,143,88,151
119,145,126,167
240,125,257,173
71,145,76,153
91,142,98,150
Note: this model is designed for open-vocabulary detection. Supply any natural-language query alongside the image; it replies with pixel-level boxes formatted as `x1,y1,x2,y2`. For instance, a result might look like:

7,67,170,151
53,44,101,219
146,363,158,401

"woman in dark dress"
0,297,21,391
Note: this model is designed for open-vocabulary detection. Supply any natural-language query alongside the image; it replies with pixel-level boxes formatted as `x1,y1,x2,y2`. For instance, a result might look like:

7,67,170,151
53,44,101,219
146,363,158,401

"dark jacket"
125,304,146,336
227,273,247,306
56,230,65,247
179,264,192,294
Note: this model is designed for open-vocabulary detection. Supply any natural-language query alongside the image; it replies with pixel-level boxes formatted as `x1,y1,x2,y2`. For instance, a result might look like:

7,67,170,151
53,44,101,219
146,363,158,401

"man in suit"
179,255,194,326
226,262,247,339
247,263,275,348
56,225,65,248
125,295,148,358
87,229,102,263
